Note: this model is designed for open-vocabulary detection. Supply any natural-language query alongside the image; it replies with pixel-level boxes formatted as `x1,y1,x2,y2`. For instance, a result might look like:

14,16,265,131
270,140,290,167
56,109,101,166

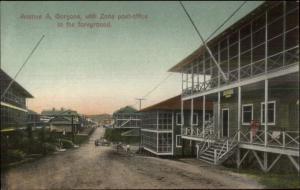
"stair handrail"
214,132,239,164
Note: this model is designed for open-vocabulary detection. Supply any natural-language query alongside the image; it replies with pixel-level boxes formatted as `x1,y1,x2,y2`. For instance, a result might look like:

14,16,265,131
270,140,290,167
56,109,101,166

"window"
176,113,183,125
176,135,182,147
192,113,198,125
242,104,253,125
261,101,276,125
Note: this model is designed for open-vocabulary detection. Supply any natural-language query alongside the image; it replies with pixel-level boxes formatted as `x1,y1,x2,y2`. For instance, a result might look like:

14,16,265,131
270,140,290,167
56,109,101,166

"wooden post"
238,87,241,142
237,148,241,170
218,92,221,139
264,79,268,147
282,131,285,148
203,95,205,137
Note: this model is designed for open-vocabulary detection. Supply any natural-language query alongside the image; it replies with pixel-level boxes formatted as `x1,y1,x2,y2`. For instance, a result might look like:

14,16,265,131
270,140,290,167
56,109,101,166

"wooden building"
169,1,299,172
140,95,213,156
0,68,33,131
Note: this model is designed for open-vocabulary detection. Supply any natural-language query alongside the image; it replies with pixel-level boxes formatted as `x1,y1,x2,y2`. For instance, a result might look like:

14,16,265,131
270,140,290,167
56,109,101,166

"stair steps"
198,138,238,165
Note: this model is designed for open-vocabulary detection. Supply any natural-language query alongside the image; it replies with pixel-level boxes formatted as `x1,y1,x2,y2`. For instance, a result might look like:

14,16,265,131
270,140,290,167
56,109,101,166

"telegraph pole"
135,98,145,111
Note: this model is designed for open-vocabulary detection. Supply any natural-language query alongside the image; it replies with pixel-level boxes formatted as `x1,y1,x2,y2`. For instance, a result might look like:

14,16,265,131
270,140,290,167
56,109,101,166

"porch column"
264,79,268,147
191,98,194,135
192,62,194,95
157,132,159,153
186,68,188,91
218,92,221,139
237,148,240,169
238,86,241,142
264,10,268,147
202,95,206,137
172,112,174,155
181,71,184,94
181,98,184,135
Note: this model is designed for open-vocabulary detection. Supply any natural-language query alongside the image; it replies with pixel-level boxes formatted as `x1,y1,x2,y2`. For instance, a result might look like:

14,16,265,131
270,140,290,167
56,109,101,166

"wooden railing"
240,129,299,150
182,46,299,97
214,132,239,164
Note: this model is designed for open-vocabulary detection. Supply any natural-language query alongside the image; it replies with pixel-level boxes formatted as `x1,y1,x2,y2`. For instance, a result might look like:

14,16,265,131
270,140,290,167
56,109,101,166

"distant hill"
87,114,112,123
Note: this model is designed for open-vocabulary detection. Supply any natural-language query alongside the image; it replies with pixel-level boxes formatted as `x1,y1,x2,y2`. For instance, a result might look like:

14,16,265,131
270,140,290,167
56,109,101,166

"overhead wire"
133,1,247,104
1,35,45,100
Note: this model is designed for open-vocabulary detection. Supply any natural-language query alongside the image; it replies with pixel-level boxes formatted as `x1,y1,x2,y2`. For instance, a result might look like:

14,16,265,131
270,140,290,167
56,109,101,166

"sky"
1,1,263,115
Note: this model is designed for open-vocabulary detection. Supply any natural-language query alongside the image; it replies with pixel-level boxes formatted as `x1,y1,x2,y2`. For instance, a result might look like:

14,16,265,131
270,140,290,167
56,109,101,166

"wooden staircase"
198,133,239,165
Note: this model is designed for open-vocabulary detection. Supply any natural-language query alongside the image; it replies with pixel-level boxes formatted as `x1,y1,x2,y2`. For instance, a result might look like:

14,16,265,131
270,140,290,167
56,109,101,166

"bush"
43,143,57,154
60,139,74,149
28,140,44,154
7,149,25,162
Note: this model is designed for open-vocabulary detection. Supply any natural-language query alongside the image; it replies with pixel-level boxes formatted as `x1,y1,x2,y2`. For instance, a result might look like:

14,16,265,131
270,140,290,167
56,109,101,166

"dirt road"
2,128,263,189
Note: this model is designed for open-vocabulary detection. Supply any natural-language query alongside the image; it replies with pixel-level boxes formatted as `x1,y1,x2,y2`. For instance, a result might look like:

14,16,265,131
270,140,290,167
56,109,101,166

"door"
222,108,229,138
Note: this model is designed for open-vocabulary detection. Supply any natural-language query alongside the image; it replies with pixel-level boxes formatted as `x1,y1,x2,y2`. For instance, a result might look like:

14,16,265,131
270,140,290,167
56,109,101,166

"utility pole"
135,98,145,111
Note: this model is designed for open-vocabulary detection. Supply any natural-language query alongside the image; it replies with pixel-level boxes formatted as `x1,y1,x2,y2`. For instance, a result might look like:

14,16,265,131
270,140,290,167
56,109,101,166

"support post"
214,149,217,165
287,155,300,172
218,92,221,139
192,62,194,95
203,53,206,89
238,30,241,81
191,98,194,135
283,1,286,66
203,95,205,137
263,152,268,172
264,10,268,147
264,79,268,147
181,99,184,135
282,131,286,148
172,112,174,155
237,148,241,169
238,86,241,142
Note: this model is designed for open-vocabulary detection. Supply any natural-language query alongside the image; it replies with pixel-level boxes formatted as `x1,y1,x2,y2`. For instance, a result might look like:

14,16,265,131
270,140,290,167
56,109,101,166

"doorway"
222,108,229,138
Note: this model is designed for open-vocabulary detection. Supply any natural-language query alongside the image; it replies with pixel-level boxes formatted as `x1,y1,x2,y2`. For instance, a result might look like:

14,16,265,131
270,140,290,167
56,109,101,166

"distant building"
41,108,81,133
27,109,42,129
0,69,33,131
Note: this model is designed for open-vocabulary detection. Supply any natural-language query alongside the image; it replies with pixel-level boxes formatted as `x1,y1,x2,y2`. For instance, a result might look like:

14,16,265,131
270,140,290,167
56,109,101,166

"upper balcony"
182,45,299,98
168,2,299,98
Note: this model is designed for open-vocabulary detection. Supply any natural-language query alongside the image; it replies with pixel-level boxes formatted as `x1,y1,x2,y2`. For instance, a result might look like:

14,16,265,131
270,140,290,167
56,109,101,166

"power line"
142,72,173,99
127,1,247,108
206,1,247,42
1,35,45,100
179,1,228,81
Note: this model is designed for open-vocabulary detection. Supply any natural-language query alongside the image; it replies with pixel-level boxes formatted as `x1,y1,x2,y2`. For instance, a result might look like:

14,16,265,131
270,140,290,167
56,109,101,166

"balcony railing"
183,125,299,150
240,129,299,150
183,46,299,97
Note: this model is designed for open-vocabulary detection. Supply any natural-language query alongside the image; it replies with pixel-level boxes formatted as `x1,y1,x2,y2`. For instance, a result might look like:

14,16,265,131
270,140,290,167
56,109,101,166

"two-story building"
169,1,299,172
140,95,213,157
1,69,33,131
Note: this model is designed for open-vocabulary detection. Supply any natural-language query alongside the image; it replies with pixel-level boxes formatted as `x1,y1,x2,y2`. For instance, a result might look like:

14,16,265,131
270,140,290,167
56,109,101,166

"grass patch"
228,168,300,188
